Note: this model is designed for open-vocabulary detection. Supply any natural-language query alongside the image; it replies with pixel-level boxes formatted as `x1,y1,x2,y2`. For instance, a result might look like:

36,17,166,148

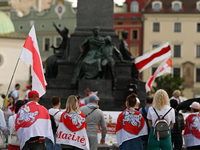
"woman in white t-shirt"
45,96,63,150
147,89,175,150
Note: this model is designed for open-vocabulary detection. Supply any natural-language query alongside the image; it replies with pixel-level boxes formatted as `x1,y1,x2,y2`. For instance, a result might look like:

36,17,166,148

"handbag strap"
153,107,172,119
85,107,97,118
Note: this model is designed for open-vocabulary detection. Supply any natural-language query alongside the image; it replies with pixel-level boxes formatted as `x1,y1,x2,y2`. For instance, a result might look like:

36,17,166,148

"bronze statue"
96,36,125,90
45,22,69,78
119,30,134,61
71,26,105,85
51,22,69,59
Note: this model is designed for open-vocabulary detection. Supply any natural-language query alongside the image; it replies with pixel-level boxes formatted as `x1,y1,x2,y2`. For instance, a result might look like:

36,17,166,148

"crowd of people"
0,87,200,150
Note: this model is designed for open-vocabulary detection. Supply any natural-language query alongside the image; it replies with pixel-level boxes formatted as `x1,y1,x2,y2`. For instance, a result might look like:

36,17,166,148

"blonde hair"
153,89,170,110
66,95,78,113
173,90,180,96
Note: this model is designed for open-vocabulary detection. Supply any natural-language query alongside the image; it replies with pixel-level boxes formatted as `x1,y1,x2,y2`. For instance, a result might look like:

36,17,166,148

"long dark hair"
8,96,15,111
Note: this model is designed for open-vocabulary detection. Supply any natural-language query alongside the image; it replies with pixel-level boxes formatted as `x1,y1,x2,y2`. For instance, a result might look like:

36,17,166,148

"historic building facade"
114,0,148,57
10,0,76,60
143,0,200,98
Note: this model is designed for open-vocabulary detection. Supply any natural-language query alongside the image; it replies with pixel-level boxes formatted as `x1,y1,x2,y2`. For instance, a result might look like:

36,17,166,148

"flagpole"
2,58,20,109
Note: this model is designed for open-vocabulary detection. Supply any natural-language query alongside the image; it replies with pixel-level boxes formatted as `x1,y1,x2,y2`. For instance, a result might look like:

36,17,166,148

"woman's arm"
170,123,174,130
148,120,152,129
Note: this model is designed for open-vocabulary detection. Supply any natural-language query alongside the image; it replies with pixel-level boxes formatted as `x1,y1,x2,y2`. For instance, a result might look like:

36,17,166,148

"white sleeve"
147,108,152,120
171,108,175,124
0,110,7,131
12,90,18,99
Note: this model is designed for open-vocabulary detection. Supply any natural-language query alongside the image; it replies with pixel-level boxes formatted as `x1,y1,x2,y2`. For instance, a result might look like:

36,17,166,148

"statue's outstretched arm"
53,22,63,37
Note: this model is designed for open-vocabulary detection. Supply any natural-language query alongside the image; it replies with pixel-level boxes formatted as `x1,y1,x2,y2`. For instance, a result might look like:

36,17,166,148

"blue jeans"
45,134,61,150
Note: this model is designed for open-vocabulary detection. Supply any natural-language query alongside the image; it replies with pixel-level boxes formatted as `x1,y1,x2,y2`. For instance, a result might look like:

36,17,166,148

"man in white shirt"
10,83,20,102
170,90,182,104
45,96,62,150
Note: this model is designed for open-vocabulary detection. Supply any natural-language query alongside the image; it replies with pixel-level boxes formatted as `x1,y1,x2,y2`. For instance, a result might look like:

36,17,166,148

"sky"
67,0,126,7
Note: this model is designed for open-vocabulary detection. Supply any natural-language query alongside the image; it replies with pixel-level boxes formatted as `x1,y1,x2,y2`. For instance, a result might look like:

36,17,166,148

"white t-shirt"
0,110,7,131
48,108,62,127
25,89,31,100
12,89,18,99
147,105,175,127
8,114,17,132
170,96,182,104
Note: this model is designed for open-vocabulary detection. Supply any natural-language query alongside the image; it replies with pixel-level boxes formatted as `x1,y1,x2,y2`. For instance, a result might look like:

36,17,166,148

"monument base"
40,60,148,111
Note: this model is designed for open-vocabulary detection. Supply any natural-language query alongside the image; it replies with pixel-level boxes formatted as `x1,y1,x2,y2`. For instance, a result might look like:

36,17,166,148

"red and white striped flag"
145,57,171,92
19,26,47,97
135,42,171,72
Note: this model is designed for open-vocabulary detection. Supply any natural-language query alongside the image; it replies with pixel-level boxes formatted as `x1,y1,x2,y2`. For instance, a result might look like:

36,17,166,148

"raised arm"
53,22,63,36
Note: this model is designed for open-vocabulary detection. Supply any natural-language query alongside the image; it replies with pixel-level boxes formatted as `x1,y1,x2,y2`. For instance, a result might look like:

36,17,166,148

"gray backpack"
153,107,172,140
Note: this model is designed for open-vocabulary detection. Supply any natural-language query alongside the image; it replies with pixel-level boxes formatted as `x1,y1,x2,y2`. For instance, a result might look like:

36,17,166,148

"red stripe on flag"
135,45,171,70
23,35,46,90
147,75,155,89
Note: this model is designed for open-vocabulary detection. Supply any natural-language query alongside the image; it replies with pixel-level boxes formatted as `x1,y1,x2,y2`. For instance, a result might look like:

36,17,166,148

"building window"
174,23,181,32
174,45,181,57
131,30,138,40
152,67,157,75
153,23,160,32
43,37,51,51
196,45,200,58
196,2,200,11
197,23,200,32
115,29,123,39
173,68,181,78
131,1,139,13
154,3,161,12
174,3,181,11
55,37,62,47
196,68,200,82
130,45,138,57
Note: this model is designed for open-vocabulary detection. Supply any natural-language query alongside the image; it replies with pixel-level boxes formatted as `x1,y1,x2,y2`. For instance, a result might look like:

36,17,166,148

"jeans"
171,133,182,150
45,134,61,150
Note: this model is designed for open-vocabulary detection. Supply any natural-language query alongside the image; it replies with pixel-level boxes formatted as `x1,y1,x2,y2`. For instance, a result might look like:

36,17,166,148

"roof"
143,0,200,13
0,11,15,34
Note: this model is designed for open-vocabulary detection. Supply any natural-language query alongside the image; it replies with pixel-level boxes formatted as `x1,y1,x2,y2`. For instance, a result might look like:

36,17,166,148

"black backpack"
153,107,172,140
141,107,150,141
50,111,60,134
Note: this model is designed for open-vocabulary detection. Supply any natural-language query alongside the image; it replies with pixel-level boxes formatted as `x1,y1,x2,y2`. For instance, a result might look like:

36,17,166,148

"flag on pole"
145,57,172,93
19,25,47,97
135,42,171,72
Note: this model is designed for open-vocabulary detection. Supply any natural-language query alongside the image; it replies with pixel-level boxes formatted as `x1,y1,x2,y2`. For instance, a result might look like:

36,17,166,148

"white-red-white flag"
135,42,171,72
19,26,47,97
145,57,172,92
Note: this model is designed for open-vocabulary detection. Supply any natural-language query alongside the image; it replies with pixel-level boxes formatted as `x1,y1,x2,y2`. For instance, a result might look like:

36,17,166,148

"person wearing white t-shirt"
170,90,182,104
10,84,20,102
147,89,175,150
45,96,62,150
8,100,25,150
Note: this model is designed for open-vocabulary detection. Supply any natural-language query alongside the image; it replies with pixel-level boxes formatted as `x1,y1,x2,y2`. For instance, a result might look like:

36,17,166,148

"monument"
40,0,148,110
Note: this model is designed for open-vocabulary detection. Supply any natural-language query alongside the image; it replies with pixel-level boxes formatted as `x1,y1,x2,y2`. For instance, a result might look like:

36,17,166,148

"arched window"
131,1,139,13
174,3,180,12
154,3,161,12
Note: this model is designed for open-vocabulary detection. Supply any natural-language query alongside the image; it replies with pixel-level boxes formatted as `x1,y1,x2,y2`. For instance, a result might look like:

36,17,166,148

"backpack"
153,107,172,140
50,111,60,134
8,90,13,98
141,107,150,141
8,116,20,146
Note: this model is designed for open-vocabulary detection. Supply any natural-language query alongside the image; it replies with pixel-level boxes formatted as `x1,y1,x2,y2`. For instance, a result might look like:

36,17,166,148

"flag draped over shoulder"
135,42,171,73
145,57,171,93
15,101,54,149
56,110,90,150
19,25,47,97
116,108,147,146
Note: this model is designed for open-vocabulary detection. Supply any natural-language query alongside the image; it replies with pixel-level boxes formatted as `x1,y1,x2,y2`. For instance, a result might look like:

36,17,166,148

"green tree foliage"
151,74,185,97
